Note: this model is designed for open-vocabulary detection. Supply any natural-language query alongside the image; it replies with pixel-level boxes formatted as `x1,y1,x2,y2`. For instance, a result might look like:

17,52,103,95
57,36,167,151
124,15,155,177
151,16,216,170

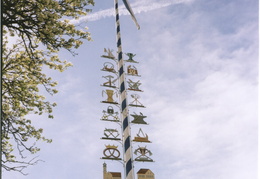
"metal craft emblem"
125,53,138,63
102,62,116,73
133,128,151,143
129,94,145,107
101,106,119,122
102,145,121,160
131,112,147,124
102,128,121,140
102,75,117,88
134,146,153,162
127,79,142,91
127,65,138,75
102,89,118,104
107,106,114,114
101,48,115,59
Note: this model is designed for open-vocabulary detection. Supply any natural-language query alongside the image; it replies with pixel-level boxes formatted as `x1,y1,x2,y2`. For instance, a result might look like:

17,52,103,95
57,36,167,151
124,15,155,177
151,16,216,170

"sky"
3,0,258,179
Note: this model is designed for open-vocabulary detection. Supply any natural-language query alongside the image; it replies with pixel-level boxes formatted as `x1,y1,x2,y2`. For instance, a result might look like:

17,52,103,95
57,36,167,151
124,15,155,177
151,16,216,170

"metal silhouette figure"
129,94,145,107
102,145,121,160
134,146,153,162
101,48,116,59
102,75,117,88
125,53,138,63
102,89,118,104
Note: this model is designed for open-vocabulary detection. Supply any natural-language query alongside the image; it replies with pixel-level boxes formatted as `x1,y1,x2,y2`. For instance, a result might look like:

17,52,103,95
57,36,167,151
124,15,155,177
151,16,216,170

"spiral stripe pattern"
114,0,134,178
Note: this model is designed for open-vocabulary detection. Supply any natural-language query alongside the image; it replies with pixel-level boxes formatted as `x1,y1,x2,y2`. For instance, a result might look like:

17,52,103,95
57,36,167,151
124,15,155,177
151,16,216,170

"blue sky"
3,0,258,178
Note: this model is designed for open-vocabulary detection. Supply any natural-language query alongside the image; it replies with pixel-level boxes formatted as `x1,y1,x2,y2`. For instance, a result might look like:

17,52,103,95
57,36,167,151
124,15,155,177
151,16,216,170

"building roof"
137,169,152,174
110,172,121,177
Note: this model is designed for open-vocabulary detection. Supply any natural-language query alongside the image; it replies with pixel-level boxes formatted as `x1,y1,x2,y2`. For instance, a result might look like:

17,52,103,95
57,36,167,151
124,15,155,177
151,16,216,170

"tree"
1,0,94,174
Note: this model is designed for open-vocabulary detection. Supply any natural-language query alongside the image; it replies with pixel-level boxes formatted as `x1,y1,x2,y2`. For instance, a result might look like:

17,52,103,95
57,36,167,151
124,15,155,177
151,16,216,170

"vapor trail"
70,0,193,24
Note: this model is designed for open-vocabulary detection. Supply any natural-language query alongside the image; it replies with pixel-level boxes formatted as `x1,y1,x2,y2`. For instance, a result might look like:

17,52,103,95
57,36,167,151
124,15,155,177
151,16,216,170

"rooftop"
137,169,151,174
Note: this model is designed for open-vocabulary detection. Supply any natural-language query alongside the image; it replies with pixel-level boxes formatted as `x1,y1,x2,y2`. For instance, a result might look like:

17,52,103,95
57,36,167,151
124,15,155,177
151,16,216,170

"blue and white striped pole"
114,0,134,178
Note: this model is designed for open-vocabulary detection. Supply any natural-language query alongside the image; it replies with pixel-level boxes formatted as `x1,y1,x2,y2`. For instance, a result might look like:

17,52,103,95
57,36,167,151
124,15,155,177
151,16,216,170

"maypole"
113,0,134,178
100,1,154,179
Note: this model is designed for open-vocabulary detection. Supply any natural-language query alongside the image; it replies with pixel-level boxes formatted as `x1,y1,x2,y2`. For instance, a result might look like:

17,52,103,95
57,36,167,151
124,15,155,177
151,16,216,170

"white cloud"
134,2,258,178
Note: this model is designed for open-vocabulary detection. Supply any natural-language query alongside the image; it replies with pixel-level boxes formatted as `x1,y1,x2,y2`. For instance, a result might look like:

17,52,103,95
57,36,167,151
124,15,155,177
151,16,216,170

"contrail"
70,0,193,24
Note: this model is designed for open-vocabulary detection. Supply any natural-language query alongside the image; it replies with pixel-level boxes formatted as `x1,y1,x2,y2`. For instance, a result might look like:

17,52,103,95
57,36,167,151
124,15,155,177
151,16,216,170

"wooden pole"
114,0,134,178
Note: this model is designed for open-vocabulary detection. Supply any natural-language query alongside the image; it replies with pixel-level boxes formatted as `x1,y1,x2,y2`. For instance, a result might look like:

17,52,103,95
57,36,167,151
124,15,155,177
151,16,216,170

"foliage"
1,0,94,174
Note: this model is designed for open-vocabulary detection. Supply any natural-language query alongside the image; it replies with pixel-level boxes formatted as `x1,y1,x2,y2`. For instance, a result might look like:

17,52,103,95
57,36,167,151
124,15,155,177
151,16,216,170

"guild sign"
133,128,151,143
129,94,145,107
101,107,119,122
125,53,138,63
127,65,138,75
131,112,147,124
102,89,118,104
102,128,120,141
101,48,115,59
127,79,142,91
134,146,153,162
107,106,114,114
102,62,116,73
102,75,117,88
102,145,121,160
